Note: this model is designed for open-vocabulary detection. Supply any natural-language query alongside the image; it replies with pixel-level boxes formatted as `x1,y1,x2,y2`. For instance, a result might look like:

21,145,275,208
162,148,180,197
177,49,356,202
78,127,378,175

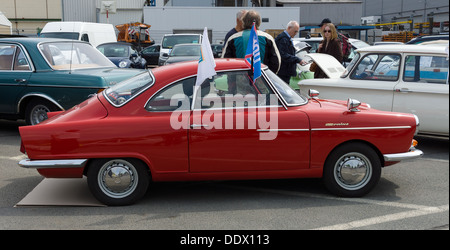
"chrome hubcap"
31,105,50,125
98,160,138,198
334,152,372,190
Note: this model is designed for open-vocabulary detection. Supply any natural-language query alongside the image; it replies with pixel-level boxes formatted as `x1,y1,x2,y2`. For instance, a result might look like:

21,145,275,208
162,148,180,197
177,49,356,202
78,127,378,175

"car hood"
306,53,346,79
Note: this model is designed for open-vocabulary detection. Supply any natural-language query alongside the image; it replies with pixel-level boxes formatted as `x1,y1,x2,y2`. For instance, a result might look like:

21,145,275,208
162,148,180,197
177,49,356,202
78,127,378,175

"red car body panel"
19,59,418,182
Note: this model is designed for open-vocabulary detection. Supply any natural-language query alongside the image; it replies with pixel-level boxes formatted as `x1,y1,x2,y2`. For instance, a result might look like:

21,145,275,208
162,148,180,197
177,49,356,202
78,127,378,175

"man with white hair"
275,20,304,84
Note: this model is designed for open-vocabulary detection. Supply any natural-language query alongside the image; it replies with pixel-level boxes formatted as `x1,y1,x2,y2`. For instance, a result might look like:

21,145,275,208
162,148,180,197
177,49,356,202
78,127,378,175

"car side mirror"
347,98,361,112
162,53,169,57
308,89,319,98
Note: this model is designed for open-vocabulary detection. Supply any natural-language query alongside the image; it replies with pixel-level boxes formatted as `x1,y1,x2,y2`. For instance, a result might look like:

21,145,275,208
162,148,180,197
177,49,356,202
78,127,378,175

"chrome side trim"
257,129,309,132
17,93,65,113
18,159,88,169
383,149,423,162
312,126,411,131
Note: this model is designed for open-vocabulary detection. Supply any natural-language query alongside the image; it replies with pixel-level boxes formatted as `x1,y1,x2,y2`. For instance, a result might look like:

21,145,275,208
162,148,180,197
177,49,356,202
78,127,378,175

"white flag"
195,27,216,87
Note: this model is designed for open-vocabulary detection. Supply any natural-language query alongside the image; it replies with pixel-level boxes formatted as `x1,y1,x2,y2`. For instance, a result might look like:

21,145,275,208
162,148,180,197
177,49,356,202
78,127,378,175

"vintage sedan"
18,59,423,206
299,44,449,137
96,42,147,69
0,37,145,125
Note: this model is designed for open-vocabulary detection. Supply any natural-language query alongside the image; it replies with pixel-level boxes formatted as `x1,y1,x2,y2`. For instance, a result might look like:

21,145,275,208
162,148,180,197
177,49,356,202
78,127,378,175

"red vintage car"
18,59,423,206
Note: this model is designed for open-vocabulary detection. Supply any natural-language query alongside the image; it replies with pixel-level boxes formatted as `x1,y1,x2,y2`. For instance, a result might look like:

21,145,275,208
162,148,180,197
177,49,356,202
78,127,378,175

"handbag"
309,61,318,72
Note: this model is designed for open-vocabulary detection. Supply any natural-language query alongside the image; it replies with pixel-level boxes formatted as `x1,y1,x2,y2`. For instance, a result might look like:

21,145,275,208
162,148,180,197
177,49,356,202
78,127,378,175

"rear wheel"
25,99,59,125
87,158,150,206
323,143,381,197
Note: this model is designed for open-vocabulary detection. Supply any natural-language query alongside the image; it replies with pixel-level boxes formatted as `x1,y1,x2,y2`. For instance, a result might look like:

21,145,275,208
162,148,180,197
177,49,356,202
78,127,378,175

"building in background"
0,0,447,42
0,0,61,36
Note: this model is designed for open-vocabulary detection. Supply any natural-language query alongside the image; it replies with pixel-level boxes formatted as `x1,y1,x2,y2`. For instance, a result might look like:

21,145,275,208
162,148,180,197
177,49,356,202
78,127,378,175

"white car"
293,37,370,63
299,44,449,137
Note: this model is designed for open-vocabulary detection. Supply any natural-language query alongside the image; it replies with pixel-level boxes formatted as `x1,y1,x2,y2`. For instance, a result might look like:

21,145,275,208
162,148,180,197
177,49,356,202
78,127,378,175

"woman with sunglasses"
314,23,343,78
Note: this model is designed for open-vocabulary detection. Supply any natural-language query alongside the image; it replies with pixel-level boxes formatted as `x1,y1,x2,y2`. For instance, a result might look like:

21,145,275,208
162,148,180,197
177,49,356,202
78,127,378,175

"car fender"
17,93,64,114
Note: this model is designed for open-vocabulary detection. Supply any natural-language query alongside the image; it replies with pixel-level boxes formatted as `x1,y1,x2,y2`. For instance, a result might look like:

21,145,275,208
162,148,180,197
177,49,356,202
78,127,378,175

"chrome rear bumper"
18,159,88,169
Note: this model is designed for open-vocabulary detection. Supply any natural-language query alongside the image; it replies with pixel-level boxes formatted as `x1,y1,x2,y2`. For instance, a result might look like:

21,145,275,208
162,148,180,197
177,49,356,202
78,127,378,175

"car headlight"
119,60,129,68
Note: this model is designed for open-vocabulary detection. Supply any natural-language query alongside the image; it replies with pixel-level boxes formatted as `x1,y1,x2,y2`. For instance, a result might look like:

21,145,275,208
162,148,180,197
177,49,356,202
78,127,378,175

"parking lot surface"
0,120,448,231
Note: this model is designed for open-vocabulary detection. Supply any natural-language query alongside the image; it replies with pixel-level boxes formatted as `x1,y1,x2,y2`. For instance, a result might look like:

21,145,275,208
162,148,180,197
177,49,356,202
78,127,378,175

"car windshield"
40,32,80,40
162,35,200,49
104,71,155,107
97,44,130,57
38,42,115,70
170,45,201,56
263,69,308,105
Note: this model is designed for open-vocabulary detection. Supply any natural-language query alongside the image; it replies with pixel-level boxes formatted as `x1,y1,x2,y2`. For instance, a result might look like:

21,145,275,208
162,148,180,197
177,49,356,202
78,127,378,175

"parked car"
294,37,371,63
298,44,449,137
40,22,117,48
141,44,160,67
406,34,449,44
159,33,202,66
0,37,145,125
18,59,422,206
163,43,201,65
97,42,147,69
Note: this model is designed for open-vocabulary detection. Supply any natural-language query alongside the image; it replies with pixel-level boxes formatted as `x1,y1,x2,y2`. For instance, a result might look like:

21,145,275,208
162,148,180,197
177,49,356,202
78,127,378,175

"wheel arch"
18,93,64,117
324,139,385,168
83,157,153,181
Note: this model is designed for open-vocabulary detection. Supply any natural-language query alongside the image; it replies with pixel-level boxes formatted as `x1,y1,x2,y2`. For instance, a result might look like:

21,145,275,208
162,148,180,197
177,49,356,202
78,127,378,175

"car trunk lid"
306,53,346,79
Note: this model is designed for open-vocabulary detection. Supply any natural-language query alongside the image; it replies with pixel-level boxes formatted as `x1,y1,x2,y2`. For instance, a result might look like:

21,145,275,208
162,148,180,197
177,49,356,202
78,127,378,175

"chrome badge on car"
325,122,349,126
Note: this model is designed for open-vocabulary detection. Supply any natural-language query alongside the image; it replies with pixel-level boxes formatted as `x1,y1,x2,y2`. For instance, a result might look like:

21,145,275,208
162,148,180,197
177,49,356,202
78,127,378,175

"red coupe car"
18,59,423,206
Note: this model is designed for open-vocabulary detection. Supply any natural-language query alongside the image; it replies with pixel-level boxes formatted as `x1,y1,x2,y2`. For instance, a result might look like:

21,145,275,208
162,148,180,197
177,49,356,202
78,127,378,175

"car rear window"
104,71,155,107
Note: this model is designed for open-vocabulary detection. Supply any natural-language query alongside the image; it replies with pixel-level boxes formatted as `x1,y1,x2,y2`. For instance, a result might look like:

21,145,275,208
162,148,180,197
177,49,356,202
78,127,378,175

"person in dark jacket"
275,21,305,84
222,10,281,74
314,22,343,78
224,9,247,45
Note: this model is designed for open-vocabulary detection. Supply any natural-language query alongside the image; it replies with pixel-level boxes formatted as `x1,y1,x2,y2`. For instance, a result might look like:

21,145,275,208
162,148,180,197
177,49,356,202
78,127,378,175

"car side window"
195,71,276,109
0,44,14,70
403,55,449,84
145,77,195,112
350,53,400,81
13,46,31,71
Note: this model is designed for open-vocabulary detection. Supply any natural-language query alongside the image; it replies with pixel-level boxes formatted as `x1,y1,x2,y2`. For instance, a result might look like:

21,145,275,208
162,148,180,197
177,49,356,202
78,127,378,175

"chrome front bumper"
383,148,423,162
18,159,88,169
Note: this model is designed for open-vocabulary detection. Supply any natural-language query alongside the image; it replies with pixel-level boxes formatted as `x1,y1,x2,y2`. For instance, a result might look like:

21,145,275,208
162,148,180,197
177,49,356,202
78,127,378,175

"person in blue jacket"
222,10,281,74
275,21,305,84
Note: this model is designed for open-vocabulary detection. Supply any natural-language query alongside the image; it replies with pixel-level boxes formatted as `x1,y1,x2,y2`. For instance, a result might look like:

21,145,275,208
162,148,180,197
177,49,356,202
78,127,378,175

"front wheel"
87,158,150,206
323,143,381,197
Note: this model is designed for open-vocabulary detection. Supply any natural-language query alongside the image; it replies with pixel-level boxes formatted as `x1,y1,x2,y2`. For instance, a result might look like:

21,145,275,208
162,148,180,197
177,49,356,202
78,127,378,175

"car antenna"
69,22,75,74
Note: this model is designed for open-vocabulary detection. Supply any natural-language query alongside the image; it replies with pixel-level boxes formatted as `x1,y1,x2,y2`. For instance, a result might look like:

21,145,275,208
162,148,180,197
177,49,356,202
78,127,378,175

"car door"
188,70,310,173
392,54,449,135
142,45,160,66
0,44,32,114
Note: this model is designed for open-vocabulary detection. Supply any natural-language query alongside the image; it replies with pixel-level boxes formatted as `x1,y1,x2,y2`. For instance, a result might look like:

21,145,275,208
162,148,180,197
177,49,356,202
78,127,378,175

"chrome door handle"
190,124,209,128
395,88,412,93
15,79,28,83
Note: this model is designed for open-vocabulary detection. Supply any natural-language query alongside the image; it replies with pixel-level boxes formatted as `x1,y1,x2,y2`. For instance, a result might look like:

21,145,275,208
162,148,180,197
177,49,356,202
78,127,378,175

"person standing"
314,23,343,78
222,10,281,74
275,21,304,84
224,9,247,45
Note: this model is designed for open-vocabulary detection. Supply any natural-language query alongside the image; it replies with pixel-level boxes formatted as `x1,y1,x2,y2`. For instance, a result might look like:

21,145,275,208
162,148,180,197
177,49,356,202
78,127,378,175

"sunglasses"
324,30,332,33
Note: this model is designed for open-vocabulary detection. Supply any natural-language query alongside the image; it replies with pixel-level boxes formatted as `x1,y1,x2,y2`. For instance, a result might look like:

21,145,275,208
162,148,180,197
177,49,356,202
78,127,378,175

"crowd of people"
221,10,345,84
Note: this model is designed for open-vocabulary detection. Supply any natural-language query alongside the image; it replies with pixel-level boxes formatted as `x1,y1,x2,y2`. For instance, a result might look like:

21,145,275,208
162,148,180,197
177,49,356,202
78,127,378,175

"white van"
159,33,202,66
40,22,117,48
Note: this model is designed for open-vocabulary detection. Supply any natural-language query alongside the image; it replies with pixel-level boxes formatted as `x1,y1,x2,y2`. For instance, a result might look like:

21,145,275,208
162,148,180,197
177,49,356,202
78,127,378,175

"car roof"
355,44,449,54
0,37,84,43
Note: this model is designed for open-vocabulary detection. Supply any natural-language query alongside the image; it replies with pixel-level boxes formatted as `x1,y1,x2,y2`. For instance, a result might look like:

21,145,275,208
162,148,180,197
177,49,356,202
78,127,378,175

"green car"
0,37,145,125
